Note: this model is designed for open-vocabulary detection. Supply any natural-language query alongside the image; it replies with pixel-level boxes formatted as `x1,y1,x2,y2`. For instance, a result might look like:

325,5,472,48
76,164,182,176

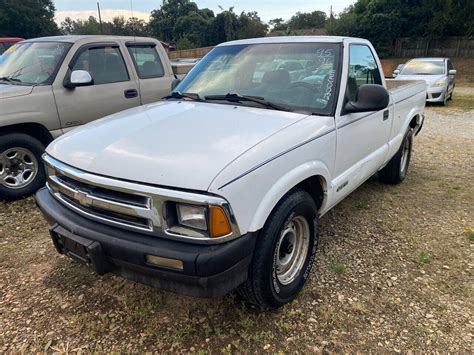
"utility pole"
97,2,103,34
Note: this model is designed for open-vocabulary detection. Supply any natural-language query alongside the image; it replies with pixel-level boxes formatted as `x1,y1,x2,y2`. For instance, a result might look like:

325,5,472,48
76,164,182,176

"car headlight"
433,78,447,87
168,202,233,238
176,204,207,230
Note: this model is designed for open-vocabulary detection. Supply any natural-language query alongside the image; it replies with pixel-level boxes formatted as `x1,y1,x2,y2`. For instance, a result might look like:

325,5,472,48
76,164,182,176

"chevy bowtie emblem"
74,190,93,207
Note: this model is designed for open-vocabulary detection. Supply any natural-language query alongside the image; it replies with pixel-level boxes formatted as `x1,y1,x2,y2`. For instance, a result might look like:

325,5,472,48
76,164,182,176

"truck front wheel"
238,189,319,309
0,133,46,201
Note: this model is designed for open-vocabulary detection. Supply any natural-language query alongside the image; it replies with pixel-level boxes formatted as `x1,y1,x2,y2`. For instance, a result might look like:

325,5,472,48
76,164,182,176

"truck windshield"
400,60,445,75
0,42,71,85
175,42,341,115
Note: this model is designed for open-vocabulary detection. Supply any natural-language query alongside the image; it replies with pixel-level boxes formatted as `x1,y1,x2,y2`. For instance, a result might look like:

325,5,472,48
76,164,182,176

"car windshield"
175,42,341,115
400,60,445,75
0,42,71,85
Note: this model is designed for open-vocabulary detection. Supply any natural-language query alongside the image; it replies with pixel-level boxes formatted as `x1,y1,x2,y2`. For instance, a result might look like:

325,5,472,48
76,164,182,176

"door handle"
124,89,138,99
383,110,389,121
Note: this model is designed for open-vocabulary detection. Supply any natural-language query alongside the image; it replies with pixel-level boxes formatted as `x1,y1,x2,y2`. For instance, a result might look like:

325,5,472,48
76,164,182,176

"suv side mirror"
344,84,390,114
448,69,456,75
64,70,93,89
393,69,400,77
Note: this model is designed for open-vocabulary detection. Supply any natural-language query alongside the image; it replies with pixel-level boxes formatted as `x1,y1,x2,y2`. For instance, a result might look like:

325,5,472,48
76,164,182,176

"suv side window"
347,45,382,101
0,43,5,55
72,45,129,85
127,45,164,79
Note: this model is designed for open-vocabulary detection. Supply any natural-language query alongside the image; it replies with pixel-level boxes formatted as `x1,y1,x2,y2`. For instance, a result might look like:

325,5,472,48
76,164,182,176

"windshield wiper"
0,76,22,83
163,91,203,101
204,93,293,112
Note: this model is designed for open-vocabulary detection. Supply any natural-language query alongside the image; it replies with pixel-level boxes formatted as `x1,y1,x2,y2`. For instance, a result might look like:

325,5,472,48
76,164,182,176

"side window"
347,45,382,101
72,46,129,85
0,43,5,55
127,45,164,79
447,60,454,71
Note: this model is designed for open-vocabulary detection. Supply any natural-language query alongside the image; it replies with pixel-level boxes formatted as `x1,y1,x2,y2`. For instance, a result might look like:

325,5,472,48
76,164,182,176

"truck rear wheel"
238,189,318,309
0,133,46,201
378,128,413,185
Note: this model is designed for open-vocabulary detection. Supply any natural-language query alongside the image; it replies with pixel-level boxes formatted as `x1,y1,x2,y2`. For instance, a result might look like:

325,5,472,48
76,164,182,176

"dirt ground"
1,93,473,353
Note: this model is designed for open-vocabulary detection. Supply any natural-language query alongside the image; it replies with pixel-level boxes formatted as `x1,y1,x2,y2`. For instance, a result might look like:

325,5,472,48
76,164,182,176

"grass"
331,263,347,274
464,230,474,241
412,250,432,264
430,92,474,112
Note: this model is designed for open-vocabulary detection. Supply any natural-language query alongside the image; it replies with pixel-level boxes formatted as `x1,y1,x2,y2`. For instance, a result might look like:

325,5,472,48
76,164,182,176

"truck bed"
386,79,426,105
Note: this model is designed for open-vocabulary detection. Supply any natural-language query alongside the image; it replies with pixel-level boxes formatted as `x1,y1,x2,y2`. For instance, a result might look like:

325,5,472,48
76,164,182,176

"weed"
331,262,347,274
463,230,474,241
412,250,432,264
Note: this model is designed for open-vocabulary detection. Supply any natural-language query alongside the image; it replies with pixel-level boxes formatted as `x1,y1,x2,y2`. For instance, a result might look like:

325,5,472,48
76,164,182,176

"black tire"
378,128,413,185
0,133,46,201
238,189,319,309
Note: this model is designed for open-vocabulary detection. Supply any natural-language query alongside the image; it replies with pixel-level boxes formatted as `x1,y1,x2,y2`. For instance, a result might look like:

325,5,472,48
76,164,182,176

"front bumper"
426,86,447,102
35,187,257,298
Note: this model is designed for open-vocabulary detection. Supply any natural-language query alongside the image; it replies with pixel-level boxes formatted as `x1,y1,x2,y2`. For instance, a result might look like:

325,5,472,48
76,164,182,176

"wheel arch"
0,123,54,147
247,161,330,232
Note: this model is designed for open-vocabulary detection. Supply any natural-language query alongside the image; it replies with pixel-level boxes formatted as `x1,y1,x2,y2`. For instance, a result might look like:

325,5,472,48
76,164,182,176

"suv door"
332,44,391,202
53,43,140,130
126,43,173,104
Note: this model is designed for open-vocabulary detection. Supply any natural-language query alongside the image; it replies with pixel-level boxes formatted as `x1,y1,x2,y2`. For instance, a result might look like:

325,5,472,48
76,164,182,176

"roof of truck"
21,35,155,43
219,36,365,46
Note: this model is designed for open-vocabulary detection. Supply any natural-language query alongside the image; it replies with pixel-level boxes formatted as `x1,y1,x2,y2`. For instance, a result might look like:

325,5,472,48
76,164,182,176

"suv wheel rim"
275,215,310,285
0,147,38,189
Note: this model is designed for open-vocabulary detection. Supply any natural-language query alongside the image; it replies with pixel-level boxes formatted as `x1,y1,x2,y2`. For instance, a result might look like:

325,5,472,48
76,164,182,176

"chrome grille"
42,154,241,244
47,174,156,232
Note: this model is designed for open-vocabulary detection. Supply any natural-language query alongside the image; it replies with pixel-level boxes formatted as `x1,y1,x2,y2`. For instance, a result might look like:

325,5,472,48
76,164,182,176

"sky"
54,0,354,24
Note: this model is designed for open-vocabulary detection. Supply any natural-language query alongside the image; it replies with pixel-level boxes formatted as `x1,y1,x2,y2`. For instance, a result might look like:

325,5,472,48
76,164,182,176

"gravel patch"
0,104,473,352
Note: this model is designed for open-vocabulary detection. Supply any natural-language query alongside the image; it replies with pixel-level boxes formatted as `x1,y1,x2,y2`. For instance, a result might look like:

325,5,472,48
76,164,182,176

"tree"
269,18,285,31
287,10,326,29
327,0,474,57
237,12,268,39
0,0,59,38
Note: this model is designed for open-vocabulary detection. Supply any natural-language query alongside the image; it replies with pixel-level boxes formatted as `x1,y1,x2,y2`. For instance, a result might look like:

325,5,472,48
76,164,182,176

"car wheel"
378,128,413,185
0,133,46,201
237,189,318,309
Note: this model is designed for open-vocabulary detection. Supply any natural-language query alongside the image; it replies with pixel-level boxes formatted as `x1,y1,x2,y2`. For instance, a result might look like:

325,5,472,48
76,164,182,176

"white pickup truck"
36,36,425,309
0,35,183,200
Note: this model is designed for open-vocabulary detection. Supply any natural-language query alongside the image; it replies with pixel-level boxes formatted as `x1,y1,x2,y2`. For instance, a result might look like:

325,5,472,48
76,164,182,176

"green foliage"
149,1,268,48
0,0,59,38
270,11,327,32
327,0,474,58
176,36,196,50
60,16,149,36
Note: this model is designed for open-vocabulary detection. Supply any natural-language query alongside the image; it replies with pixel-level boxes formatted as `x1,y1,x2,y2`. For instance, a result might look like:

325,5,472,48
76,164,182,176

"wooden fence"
394,37,473,58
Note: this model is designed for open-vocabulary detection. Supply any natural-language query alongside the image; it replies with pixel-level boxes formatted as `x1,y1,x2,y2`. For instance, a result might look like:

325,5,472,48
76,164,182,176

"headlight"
433,78,447,87
176,204,207,230
169,202,233,238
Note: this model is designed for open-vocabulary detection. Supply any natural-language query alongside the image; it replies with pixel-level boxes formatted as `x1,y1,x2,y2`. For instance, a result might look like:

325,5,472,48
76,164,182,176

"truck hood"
0,83,33,99
395,74,445,87
47,101,307,191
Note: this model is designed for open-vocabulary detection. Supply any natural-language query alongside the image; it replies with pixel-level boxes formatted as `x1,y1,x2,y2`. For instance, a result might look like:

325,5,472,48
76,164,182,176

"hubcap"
275,216,310,285
400,138,410,174
0,148,38,189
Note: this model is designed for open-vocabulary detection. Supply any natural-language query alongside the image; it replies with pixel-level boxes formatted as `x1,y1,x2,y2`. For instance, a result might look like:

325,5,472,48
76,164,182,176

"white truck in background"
36,36,426,309
0,35,186,200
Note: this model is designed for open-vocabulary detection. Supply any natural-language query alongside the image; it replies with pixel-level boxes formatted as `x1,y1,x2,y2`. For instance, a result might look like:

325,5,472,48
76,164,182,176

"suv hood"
396,74,445,87
47,101,307,191
0,83,33,99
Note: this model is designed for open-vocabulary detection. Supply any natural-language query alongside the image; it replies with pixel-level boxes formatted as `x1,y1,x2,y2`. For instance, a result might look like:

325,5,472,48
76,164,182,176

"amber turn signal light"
209,206,232,238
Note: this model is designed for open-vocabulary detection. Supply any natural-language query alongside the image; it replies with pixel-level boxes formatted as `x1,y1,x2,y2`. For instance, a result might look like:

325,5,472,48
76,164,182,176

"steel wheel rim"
0,147,38,189
400,138,410,174
275,215,310,285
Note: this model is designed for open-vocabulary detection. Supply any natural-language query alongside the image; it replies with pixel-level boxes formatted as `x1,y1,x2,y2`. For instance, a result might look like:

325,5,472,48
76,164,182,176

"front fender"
247,160,330,232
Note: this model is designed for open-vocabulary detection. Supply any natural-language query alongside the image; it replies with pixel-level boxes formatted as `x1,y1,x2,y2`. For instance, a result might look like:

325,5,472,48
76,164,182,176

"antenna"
97,2,103,34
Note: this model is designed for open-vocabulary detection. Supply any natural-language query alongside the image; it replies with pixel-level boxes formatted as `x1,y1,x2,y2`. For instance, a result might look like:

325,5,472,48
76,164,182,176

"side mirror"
64,70,93,89
171,77,181,91
392,69,400,77
448,69,456,75
344,84,390,114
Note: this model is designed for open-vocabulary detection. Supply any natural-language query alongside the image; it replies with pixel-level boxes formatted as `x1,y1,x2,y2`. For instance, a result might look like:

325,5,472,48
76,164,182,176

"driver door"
53,43,140,131
332,44,392,203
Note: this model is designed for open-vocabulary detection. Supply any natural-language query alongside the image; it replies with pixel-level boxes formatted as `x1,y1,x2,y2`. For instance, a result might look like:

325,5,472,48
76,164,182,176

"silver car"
393,57,456,105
